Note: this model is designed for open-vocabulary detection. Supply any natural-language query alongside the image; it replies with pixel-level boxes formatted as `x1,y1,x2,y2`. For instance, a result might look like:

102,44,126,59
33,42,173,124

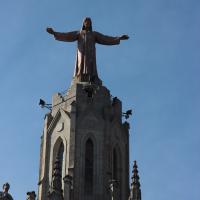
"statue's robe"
53,30,120,82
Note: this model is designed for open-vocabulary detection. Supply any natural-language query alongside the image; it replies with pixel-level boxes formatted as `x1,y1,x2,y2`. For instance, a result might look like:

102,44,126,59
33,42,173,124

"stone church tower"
37,18,141,200
38,80,130,200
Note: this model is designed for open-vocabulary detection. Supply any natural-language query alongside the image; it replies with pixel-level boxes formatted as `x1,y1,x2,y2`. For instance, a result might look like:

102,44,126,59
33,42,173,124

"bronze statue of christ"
47,17,129,83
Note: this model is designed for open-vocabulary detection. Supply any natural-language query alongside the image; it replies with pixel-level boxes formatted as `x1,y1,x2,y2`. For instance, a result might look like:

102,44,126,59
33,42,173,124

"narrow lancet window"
52,141,64,192
84,139,94,195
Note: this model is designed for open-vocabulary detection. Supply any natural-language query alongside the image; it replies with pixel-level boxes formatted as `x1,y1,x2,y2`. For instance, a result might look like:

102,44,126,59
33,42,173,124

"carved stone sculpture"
0,183,13,200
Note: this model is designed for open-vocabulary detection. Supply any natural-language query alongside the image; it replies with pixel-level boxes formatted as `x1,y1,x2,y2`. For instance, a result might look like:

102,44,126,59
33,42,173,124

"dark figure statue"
26,191,36,200
0,183,13,200
47,17,129,83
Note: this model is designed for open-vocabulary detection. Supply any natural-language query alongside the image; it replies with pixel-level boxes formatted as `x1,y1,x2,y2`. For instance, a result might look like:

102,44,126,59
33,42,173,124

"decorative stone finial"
52,156,62,192
47,156,64,200
129,161,141,200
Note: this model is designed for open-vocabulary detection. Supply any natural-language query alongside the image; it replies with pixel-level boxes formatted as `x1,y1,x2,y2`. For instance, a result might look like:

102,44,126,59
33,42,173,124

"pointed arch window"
53,140,64,180
52,140,64,191
84,138,94,195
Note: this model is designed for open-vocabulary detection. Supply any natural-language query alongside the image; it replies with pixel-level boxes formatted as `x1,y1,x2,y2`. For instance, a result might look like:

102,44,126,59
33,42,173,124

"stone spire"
129,161,141,200
48,156,63,200
52,156,62,192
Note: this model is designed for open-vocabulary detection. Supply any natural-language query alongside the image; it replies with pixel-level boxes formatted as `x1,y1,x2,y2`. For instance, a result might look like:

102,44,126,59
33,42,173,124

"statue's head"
3,183,10,192
82,17,92,31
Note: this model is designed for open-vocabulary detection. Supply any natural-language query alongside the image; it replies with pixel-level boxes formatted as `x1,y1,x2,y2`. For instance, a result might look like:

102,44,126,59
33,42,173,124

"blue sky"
0,0,199,199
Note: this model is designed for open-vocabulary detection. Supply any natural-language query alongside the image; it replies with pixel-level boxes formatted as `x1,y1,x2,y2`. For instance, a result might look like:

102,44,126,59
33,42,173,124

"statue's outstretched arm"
95,31,129,45
46,27,79,42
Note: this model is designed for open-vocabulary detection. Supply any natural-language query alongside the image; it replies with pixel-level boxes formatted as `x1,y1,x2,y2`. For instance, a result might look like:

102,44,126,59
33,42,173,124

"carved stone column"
129,161,141,200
